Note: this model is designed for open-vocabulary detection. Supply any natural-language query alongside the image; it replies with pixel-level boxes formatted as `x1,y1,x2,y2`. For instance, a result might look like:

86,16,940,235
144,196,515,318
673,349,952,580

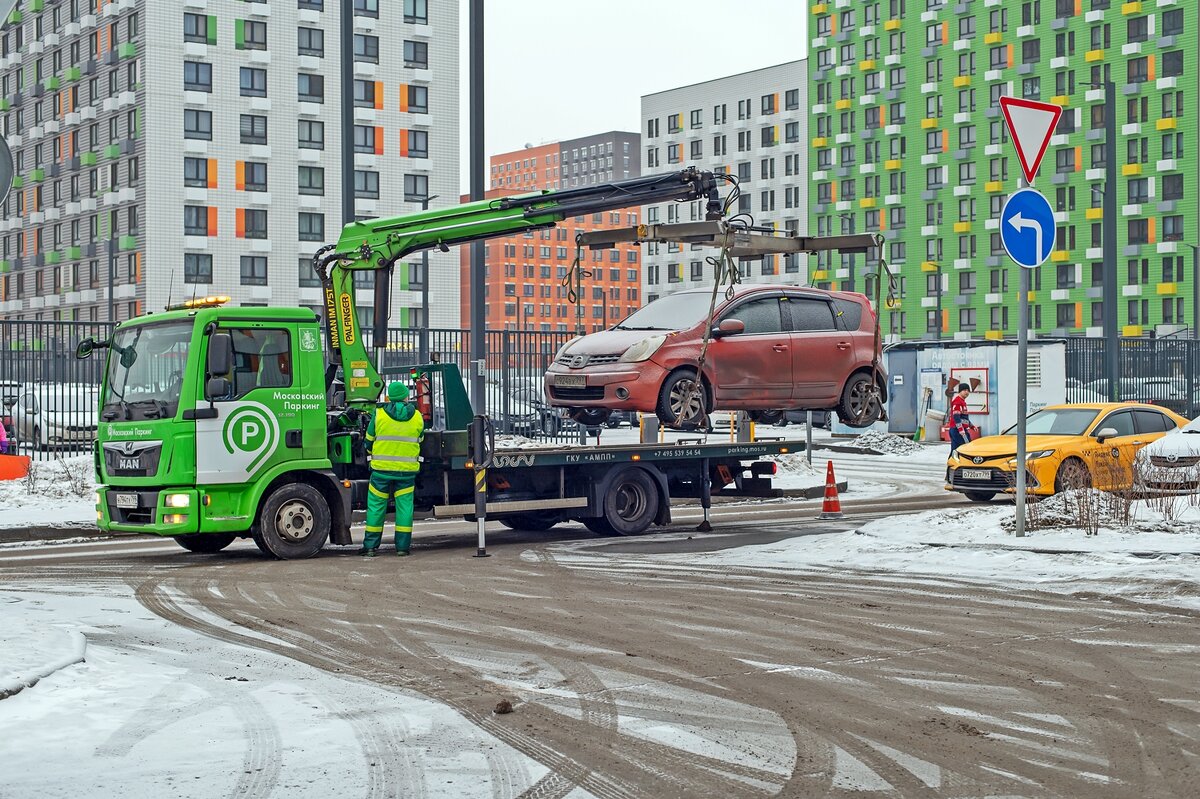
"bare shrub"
55,458,92,499
1134,463,1186,522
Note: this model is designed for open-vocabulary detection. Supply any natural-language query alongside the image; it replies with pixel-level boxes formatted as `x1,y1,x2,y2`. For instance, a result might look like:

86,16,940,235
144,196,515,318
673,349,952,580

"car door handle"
772,344,788,352
836,342,851,350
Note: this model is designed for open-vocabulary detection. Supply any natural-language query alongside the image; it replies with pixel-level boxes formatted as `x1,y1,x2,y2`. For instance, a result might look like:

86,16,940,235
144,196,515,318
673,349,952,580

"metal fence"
0,320,590,461
1065,337,1200,418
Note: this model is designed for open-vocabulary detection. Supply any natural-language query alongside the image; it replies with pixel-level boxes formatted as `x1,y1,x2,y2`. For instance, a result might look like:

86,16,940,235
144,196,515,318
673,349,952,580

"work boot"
396,550,410,557
358,547,377,558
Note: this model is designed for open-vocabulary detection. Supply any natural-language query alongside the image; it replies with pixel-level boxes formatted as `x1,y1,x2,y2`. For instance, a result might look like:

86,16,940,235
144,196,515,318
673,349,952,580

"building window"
353,79,375,108
353,125,376,154
182,109,211,139
240,114,267,145
299,213,324,243
243,20,267,50
183,157,207,188
1128,219,1149,244
404,0,428,24
354,34,379,63
407,85,428,113
404,174,428,201
354,170,379,199
298,166,324,196
240,256,268,286
244,161,267,192
299,257,321,287
184,205,209,236
354,0,379,17
298,73,324,103
298,120,324,150
408,129,428,158
184,253,212,284
403,40,427,69
297,27,324,57
244,209,267,239
240,67,267,97
1163,215,1184,242
183,13,209,45
183,61,211,92
1161,50,1183,79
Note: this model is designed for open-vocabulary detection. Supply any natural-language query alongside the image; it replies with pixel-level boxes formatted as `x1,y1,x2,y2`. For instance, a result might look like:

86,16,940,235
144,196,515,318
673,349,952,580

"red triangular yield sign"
999,97,1063,185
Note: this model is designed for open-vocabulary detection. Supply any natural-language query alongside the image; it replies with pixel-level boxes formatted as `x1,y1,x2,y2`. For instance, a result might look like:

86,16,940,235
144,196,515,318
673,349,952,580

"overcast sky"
457,1,807,191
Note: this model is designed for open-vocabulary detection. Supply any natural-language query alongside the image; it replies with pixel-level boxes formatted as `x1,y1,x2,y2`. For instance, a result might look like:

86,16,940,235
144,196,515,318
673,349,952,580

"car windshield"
43,391,98,413
614,292,715,331
102,320,194,421
1005,408,1100,436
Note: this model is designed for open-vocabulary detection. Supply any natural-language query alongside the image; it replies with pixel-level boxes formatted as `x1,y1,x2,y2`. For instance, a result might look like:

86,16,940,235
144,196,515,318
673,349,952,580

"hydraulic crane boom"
314,167,724,407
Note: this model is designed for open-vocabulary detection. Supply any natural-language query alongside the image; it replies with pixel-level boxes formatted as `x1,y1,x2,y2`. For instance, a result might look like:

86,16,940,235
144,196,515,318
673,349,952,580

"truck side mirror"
76,337,95,359
207,332,233,377
712,318,745,338
205,377,231,401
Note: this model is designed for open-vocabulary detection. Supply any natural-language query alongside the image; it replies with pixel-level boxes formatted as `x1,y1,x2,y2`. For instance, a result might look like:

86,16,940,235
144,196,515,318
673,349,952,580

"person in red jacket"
948,383,972,453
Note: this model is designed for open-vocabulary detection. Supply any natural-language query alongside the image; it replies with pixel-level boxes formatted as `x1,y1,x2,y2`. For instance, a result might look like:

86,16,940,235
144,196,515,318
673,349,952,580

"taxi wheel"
964,491,995,503
1054,458,1092,493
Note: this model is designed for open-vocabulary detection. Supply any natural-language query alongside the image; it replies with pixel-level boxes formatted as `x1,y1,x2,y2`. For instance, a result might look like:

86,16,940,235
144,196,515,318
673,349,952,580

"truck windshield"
101,321,194,421
615,292,714,331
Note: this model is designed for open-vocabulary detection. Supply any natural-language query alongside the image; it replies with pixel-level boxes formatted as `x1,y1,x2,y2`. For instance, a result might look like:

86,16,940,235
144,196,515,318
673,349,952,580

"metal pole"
805,410,813,466
470,415,489,558
339,0,354,227
468,0,486,413
935,264,942,341
1191,244,1199,341
419,195,437,364
107,255,115,322
1015,268,1030,537
1102,70,1118,401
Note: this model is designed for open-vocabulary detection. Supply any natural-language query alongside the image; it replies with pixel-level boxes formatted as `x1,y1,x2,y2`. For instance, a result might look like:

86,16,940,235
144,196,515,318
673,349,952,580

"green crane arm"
316,167,723,406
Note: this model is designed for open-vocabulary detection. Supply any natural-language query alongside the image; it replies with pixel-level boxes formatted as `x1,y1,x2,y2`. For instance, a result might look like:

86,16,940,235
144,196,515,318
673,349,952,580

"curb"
0,525,118,543
857,530,1200,557
0,630,87,701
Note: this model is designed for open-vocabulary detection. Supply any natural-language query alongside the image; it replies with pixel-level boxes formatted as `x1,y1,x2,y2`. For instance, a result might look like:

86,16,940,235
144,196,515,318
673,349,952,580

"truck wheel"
568,407,610,427
174,533,237,553
499,511,560,532
656,369,708,428
602,467,660,535
253,482,330,559
582,517,618,536
836,372,883,428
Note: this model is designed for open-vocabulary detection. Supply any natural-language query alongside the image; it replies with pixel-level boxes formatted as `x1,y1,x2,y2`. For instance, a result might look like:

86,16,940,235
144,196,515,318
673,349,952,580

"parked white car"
1134,416,1200,495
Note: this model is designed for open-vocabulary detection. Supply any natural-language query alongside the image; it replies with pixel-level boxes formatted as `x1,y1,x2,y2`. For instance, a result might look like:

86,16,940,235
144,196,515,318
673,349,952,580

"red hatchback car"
544,285,886,428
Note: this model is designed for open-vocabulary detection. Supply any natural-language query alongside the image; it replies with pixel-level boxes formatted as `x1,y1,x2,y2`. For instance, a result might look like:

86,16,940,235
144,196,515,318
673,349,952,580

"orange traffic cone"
819,460,843,520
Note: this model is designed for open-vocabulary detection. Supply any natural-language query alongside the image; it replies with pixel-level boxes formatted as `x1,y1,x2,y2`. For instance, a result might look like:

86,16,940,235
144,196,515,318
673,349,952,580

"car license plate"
114,493,138,509
554,375,587,388
960,469,991,481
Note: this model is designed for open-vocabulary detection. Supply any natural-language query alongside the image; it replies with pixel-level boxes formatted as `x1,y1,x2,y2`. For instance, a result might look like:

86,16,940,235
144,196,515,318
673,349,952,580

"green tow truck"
76,169,853,558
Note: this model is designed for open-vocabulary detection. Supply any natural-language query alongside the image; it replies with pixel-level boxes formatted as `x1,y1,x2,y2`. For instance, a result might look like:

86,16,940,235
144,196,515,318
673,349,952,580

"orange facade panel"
234,208,244,238
374,81,384,110
208,206,219,237
207,158,218,188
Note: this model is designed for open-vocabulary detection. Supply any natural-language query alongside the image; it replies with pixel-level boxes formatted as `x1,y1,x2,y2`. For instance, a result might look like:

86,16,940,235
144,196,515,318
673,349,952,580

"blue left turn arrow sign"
1000,188,1056,269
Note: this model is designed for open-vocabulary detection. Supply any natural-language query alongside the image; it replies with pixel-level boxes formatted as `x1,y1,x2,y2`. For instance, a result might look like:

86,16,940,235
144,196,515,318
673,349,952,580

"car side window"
723,297,784,335
789,298,837,332
1099,411,1135,437
1133,409,1175,433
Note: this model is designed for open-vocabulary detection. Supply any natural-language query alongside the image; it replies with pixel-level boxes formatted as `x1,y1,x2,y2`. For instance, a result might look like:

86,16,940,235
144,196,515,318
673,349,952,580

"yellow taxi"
946,403,1189,502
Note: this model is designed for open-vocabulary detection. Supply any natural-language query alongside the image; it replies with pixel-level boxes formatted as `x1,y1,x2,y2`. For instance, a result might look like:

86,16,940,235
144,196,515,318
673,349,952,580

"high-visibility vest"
369,407,424,473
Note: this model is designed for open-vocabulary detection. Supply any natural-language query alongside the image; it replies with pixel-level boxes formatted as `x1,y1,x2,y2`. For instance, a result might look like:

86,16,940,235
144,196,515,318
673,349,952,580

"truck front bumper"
97,486,201,535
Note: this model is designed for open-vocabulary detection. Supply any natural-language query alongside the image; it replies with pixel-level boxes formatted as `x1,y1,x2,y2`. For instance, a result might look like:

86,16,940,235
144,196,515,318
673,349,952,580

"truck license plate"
114,493,138,509
554,375,587,388
960,469,991,481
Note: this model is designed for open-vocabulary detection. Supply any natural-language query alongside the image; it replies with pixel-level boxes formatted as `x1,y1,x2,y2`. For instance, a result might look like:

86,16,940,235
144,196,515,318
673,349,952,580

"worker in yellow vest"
360,381,425,557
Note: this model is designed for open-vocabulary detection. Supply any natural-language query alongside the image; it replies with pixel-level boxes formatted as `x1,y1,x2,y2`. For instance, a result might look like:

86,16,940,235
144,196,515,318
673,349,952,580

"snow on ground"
0,586,565,798
0,456,96,530
845,429,925,456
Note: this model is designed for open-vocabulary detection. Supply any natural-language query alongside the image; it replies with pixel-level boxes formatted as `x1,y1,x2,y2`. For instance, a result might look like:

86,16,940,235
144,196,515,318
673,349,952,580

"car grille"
549,386,606,401
1149,455,1200,468
555,353,621,368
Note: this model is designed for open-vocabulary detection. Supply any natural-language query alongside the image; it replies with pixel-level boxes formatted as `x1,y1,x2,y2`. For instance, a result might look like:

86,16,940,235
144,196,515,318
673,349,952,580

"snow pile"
769,452,821,477
0,456,97,530
0,618,86,699
848,430,923,456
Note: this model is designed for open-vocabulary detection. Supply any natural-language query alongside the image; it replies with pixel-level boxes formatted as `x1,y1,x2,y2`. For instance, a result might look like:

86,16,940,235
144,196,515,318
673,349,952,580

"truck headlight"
618,335,667,363
165,493,190,508
94,491,101,506
553,336,581,361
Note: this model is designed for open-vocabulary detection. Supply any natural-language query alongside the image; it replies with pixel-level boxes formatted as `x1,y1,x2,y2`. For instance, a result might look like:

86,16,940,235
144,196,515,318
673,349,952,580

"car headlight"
1027,450,1055,459
165,493,190,508
618,335,667,363
553,336,581,362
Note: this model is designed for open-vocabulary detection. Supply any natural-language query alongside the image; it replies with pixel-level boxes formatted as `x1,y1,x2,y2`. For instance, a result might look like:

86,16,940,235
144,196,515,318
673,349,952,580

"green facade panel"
809,0,1198,341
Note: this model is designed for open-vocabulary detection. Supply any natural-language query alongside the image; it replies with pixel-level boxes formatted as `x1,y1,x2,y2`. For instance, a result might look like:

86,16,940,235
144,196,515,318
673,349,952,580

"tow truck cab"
90,304,340,538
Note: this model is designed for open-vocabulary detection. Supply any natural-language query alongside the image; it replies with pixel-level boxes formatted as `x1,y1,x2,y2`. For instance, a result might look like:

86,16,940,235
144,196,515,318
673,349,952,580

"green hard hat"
387,381,410,402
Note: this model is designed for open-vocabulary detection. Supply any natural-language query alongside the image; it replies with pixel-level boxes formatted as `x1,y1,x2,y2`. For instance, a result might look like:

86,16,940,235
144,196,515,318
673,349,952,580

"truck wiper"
101,401,129,421
128,399,169,419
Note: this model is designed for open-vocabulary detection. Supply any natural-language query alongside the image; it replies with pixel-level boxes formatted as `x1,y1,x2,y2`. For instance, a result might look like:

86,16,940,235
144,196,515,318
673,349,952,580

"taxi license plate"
554,375,587,388
114,493,138,509
960,469,991,481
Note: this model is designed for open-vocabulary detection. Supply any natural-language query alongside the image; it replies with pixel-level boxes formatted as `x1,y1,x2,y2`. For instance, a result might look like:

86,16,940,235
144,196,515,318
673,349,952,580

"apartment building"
809,0,1197,341
469,132,642,331
640,60,808,305
0,0,459,330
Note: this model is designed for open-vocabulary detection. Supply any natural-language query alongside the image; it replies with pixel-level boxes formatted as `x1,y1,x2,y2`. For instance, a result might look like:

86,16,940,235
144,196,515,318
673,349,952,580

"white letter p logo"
241,420,260,448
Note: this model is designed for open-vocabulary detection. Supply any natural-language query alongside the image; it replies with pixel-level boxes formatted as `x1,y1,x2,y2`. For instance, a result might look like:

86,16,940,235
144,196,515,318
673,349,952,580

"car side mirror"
205,377,231,401
1094,427,1118,442
207,332,233,377
713,319,745,338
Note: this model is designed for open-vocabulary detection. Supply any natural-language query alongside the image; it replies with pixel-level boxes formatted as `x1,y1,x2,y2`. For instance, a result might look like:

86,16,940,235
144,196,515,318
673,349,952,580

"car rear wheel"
568,407,610,427
174,533,237,553
1055,458,1092,493
656,369,708,428
963,491,995,503
836,372,884,428
33,426,44,452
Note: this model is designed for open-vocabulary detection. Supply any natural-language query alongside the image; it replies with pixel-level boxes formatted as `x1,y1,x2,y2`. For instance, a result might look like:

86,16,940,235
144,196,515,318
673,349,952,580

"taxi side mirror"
1094,427,1118,443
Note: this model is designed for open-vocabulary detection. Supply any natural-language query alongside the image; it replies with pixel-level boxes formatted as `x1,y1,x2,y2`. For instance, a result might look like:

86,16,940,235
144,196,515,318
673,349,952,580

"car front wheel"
836,372,884,428
656,369,708,428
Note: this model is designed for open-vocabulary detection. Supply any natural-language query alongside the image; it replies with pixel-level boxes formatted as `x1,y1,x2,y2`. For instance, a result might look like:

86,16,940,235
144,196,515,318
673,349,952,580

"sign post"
999,97,1062,538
